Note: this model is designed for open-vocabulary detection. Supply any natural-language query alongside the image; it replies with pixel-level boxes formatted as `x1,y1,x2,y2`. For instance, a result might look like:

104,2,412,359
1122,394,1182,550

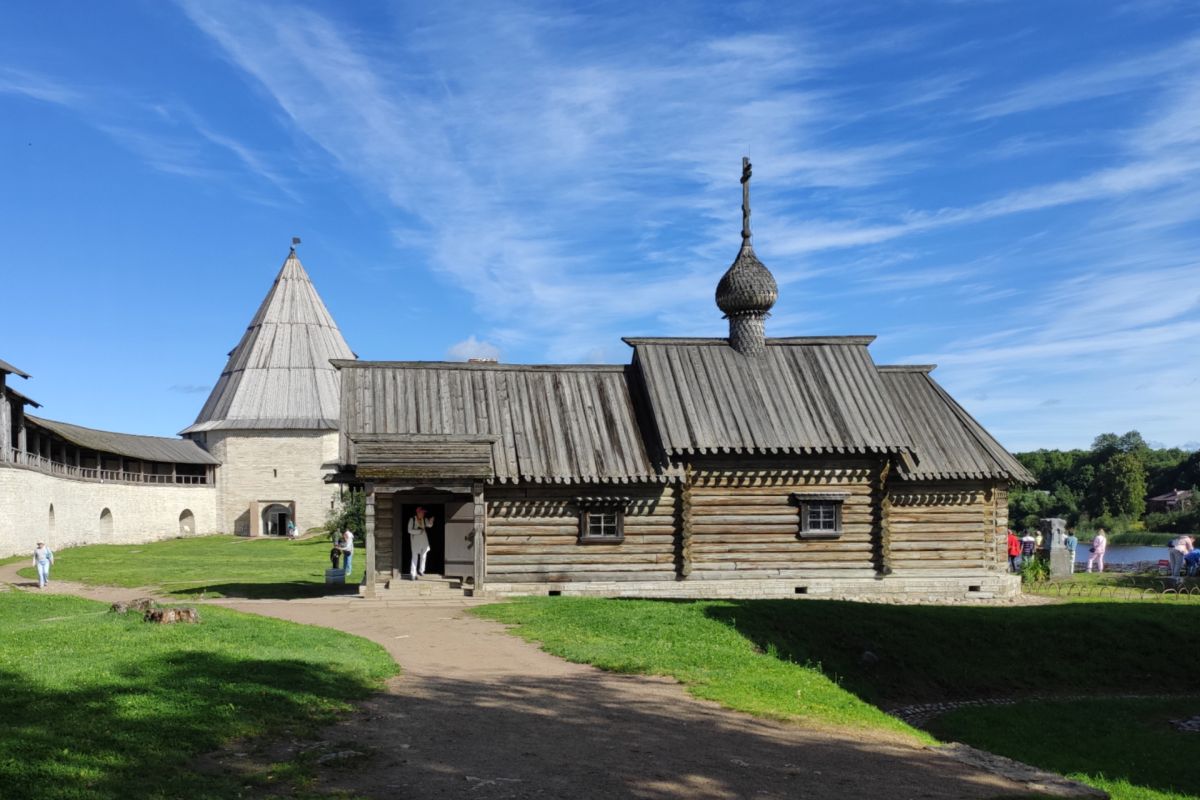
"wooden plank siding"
485,484,679,582
888,482,1004,574
684,458,882,580
374,492,395,579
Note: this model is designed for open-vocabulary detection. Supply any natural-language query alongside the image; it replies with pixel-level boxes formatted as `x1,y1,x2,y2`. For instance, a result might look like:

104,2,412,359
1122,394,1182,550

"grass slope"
481,597,1200,708
0,590,397,799
478,597,1200,800
931,698,1200,800
476,597,925,739
16,535,350,598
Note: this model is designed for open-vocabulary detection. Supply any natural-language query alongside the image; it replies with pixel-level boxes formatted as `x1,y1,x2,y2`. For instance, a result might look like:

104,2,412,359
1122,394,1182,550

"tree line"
1009,431,1199,534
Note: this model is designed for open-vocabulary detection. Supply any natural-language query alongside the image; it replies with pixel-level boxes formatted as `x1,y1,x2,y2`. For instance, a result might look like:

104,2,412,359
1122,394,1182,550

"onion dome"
716,243,778,317
716,158,777,356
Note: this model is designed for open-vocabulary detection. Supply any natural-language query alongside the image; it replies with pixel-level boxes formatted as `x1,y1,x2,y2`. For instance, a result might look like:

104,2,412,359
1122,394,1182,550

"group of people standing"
1006,527,1107,573
1006,528,1043,572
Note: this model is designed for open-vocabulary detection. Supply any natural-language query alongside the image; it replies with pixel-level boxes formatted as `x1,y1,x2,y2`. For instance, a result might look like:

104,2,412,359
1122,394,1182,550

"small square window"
806,502,838,532
791,493,846,540
581,509,624,542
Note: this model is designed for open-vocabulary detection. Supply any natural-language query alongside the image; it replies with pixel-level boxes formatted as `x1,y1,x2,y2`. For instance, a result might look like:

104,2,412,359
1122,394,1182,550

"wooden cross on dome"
741,157,752,244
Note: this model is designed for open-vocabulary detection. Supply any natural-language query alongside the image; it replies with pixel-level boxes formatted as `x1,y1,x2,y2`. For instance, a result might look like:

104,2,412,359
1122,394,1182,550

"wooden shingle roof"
877,366,1033,483
336,361,667,484
182,249,353,434
626,337,914,456
28,415,219,465
0,358,30,379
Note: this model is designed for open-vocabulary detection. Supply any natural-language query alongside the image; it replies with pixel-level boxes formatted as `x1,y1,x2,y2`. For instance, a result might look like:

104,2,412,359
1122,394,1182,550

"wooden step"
363,574,468,598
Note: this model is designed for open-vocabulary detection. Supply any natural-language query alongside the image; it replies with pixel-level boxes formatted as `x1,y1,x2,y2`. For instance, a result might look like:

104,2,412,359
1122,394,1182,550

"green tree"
1092,452,1147,519
1091,433,1121,457
1117,430,1148,453
326,489,366,543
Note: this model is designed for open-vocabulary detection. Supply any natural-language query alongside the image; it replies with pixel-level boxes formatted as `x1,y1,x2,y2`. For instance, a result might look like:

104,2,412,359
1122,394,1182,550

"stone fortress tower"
182,247,354,536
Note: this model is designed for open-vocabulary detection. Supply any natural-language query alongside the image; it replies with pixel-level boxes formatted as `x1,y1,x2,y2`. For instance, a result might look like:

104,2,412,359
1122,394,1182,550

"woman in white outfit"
1086,529,1107,573
33,541,54,588
408,506,433,579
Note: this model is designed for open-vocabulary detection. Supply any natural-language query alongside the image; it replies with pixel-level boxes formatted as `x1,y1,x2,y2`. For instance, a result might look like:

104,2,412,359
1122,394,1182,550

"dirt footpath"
221,598,1034,800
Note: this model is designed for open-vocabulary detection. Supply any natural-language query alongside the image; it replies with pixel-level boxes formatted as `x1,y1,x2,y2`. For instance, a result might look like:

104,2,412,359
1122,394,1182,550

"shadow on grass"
929,696,1200,798
164,580,360,600
0,652,375,800
702,599,1200,707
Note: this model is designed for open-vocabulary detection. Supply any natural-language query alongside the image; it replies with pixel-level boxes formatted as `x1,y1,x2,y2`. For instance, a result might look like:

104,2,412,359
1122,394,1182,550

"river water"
1074,544,1169,566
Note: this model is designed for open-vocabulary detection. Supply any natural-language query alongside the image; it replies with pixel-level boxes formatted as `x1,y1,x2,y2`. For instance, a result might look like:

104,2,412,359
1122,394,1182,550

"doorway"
263,504,291,537
399,503,445,576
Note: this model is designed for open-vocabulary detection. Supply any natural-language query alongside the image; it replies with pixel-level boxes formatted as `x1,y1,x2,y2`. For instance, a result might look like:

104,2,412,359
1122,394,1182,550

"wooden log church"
335,160,1033,600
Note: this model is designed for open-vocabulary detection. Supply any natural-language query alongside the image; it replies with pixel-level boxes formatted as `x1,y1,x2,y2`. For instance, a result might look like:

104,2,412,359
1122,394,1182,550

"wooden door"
444,500,474,579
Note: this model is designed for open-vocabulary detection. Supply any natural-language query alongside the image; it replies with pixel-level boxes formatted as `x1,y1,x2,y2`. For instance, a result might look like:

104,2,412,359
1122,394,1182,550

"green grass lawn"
1027,571,1200,602
0,589,397,800
477,597,1200,799
476,598,929,740
931,697,1200,800
15,535,354,599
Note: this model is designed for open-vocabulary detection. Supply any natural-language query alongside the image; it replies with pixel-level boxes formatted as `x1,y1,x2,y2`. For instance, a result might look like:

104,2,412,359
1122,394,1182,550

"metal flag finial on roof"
291,236,301,251
741,156,752,244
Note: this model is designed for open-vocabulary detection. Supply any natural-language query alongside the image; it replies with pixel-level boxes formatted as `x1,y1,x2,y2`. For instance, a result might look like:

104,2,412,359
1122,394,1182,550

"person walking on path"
408,506,433,579
341,529,355,577
1087,529,1108,573
1007,529,1021,573
32,542,54,588
1064,528,1078,573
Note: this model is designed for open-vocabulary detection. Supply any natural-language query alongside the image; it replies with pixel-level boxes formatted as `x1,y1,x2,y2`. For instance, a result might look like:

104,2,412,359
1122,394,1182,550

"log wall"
888,481,1004,575
684,458,882,580
485,484,679,582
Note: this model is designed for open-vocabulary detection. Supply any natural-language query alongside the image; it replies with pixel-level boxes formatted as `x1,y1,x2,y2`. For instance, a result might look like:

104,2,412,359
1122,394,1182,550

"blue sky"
2,1,1198,451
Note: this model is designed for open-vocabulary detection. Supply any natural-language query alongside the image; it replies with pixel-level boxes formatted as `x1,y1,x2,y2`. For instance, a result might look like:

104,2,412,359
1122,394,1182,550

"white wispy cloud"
175,0,944,357
167,1,1200,446
446,336,501,362
0,67,81,105
0,64,296,200
971,36,1200,119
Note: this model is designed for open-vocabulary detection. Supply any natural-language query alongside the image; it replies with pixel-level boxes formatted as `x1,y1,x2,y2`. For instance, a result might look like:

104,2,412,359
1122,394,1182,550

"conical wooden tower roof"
182,249,354,434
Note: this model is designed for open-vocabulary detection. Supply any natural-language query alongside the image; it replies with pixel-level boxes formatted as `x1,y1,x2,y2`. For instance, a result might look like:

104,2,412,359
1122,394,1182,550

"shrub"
1019,555,1051,583
1144,508,1200,535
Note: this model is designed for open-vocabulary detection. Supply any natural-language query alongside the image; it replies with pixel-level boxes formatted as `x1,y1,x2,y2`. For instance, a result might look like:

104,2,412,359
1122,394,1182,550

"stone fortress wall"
0,464,218,558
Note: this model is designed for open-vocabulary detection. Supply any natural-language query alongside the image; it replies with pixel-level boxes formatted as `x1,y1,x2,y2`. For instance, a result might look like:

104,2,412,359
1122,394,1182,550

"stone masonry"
205,430,341,536
0,465,217,557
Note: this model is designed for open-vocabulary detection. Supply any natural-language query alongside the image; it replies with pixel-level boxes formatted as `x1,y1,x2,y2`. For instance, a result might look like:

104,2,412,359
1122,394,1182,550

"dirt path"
218,599,1050,800
0,561,1080,799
